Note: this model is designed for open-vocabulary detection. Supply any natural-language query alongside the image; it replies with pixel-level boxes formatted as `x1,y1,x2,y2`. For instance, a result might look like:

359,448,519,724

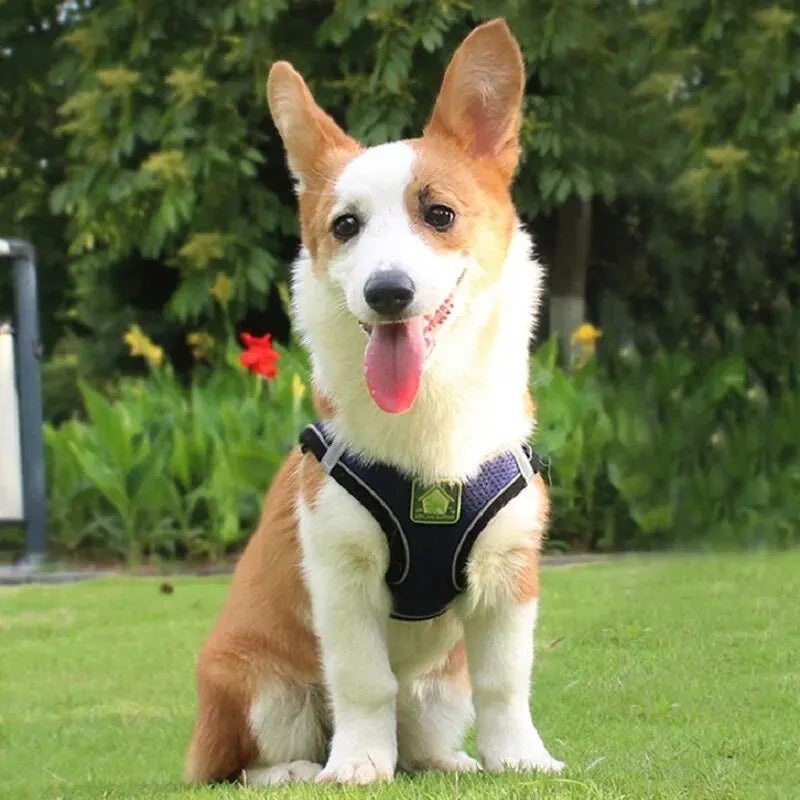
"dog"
185,18,563,786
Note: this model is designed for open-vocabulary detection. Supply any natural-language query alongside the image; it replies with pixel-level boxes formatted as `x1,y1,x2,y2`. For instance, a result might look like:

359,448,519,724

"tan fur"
267,61,361,272
436,639,471,693
312,387,337,418
513,475,548,604
523,390,535,422
187,19,551,784
404,135,516,282
511,549,541,605
297,144,361,271
424,19,525,181
185,449,321,782
299,450,327,511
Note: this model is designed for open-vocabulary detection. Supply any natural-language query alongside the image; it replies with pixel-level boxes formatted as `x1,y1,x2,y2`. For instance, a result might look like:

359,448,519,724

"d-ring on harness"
299,422,543,621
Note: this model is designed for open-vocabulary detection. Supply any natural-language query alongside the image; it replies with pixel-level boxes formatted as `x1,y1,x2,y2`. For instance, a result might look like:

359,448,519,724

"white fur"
297,480,397,783
329,142,466,326
457,486,559,771
461,598,563,773
463,481,547,612
243,761,322,786
293,143,542,482
282,139,560,784
288,453,560,782
248,682,328,766
388,613,462,679
396,677,476,773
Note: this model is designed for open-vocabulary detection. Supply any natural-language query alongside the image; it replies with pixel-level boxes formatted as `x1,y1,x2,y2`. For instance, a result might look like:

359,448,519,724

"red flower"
239,332,280,379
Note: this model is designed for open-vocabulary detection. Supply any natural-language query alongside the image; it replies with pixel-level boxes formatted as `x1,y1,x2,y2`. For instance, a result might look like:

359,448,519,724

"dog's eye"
423,204,455,232
331,214,361,242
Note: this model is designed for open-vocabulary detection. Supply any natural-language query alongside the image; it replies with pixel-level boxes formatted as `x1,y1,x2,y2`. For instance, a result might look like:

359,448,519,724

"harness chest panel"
299,423,541,621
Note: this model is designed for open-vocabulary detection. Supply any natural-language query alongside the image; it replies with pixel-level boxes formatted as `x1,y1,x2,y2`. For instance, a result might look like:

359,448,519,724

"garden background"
1,0,798,563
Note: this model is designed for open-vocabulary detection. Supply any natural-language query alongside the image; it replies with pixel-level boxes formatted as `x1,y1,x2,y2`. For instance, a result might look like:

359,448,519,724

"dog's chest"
386,611,463,679
299,468,545,633
299,424,543,622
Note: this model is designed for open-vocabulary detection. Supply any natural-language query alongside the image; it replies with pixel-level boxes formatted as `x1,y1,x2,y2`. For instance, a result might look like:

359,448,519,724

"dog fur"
185,18,563,786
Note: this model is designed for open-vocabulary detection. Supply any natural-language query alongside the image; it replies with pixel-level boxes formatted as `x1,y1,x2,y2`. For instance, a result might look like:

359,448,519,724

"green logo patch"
410,480,462,524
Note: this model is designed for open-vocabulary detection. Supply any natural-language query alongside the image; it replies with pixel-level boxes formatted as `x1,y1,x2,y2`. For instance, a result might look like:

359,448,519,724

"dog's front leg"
462,599,563,774
300,497,397,785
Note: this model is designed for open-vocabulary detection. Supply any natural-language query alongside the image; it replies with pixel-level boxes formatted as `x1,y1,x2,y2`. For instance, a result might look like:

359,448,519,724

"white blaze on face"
326,141,467,415
328,141,463,320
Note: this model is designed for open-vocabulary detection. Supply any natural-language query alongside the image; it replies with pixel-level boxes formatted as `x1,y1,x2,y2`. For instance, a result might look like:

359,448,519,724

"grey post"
0,238,47,563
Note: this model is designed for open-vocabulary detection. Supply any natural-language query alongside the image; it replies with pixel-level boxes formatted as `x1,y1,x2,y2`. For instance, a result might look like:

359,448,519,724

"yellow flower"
570,323,602,369
292,373,307,403
123,324,164,369
146,344,164,368
186,331,215,360
570,323,603,347
209,272,233,306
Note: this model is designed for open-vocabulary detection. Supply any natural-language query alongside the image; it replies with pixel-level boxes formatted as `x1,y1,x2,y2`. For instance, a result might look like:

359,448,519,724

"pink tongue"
364,317,426,414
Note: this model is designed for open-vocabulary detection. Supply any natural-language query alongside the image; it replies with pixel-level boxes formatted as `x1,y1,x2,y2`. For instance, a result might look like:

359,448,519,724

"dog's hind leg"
396,641,479,774
184,654,260,783
185,654,328,785
243,680,330,786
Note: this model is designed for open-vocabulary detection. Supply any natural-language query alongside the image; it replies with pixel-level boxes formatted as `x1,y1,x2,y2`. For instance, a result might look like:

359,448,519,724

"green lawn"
1,553,799,800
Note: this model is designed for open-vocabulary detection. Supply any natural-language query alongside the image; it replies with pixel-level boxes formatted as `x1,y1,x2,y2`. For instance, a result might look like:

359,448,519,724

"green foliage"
38,330,799,563
0,0,71,347
44,342,313,562
3,1,799,556
601,2,800,356
509,1,663,215
534,336,800,552
2,0,676,374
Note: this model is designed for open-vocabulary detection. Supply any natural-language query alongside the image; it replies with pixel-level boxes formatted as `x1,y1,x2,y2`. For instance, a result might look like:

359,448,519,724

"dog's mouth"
361,272,463,415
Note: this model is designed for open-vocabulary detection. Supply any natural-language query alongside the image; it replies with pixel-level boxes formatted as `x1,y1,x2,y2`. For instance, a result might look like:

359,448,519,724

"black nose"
364,269,415,316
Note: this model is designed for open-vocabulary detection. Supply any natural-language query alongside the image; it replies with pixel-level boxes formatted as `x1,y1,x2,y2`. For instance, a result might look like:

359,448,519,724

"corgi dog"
185,18,563,786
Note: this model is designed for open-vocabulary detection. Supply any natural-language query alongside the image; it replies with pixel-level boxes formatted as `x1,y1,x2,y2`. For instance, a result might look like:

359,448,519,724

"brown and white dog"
185,18,563,786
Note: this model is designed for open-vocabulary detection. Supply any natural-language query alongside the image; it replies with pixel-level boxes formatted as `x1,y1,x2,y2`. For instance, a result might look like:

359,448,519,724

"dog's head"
267,20,526,415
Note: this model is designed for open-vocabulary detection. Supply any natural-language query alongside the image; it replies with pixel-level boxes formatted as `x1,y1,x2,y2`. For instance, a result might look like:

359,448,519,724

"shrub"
40,325,800,563
534,333,800,552
44,340,313,563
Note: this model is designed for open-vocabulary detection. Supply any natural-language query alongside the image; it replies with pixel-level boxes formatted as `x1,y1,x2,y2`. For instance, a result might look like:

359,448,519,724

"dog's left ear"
425,19,525,181
267,61,358,187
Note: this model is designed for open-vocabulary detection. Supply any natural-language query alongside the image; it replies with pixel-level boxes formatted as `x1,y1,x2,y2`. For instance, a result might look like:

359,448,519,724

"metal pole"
0,238,47,564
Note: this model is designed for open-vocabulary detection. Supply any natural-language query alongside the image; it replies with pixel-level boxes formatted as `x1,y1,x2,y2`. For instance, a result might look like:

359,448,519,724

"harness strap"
450,456,532,591
299,424,543,602
300,425,408,584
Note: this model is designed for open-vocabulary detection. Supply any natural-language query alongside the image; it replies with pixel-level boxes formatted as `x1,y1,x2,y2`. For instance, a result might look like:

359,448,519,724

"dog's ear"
267,62,358,186
425,19,525,181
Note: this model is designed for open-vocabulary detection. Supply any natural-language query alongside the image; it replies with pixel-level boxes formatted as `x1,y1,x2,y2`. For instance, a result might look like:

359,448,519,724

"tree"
0,0,71,348
505,0,666,358
4,0,799,400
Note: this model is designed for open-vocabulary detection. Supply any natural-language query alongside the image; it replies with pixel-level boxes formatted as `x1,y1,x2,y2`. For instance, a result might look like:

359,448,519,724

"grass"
1,552,799,800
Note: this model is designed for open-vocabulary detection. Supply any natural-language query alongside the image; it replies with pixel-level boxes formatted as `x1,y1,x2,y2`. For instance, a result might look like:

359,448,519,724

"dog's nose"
364,269,415,316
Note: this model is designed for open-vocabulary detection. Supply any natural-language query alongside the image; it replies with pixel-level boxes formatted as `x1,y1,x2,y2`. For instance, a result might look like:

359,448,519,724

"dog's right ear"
267,62,358,187
425,19,525,182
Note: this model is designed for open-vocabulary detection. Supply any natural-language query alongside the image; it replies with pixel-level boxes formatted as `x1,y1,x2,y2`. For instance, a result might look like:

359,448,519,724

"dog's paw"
400,750,482,774
430,751,482,773
316,755,394,785
242,760,322,786
481,748,564,774
398,750,482,772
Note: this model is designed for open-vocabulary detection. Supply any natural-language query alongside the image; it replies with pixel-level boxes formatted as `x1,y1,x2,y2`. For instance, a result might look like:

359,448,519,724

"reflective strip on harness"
299,423,541,621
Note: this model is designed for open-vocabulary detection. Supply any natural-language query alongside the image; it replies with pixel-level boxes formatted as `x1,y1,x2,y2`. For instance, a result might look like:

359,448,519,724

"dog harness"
299,422,542,621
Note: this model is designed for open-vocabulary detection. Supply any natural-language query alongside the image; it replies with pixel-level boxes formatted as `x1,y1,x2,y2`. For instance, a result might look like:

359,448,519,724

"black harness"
299,422,542,621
